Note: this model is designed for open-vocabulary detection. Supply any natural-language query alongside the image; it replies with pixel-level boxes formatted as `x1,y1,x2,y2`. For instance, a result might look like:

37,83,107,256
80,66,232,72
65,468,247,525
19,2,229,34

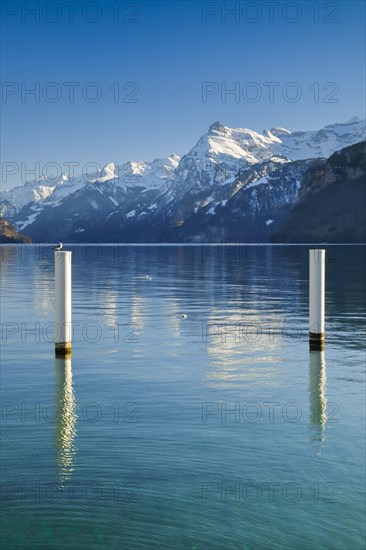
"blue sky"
1,0,365,188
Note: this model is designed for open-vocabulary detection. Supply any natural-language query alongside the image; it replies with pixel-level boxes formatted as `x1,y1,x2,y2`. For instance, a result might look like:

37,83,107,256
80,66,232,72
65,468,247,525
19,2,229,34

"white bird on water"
53,243,63,251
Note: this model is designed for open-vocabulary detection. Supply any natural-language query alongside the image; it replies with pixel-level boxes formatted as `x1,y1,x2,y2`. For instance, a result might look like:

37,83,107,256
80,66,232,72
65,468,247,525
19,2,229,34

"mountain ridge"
1,117,365,243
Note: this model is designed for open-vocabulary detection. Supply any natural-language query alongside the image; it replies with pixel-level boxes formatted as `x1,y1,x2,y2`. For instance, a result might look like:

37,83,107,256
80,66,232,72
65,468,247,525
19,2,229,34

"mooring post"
309,249,325,351
55,251,72,356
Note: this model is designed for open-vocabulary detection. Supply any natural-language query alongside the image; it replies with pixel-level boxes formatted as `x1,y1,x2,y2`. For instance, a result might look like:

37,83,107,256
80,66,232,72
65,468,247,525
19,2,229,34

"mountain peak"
208,121,227,133
324,116,365,130
345,116,362,124
268,127,292,137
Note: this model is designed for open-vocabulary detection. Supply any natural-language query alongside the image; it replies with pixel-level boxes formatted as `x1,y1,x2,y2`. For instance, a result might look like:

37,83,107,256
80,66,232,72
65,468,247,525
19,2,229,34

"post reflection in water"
308,351,327,444
54,357,78,482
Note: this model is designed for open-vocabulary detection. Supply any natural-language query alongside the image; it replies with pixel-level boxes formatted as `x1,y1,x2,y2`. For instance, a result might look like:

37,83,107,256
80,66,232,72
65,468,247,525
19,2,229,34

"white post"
309,249,325,351
55,251,72,356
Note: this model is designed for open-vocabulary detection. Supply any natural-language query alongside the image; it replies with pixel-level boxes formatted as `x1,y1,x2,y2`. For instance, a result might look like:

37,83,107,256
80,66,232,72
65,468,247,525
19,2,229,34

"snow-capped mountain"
0,155,179,216
272,117,366,160
1,117,364,242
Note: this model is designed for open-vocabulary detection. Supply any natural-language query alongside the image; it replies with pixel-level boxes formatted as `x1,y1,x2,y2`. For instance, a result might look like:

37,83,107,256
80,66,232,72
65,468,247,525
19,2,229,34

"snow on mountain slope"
1,172,88,217
146,157,321,243
276,117,366,160
191,117,365,168
115,154,180,190
161,117,365,203
193,121,281,163
0,155,180,216
156,123,282,207
170,121,283,191
1,117,364,240
0,176,63,214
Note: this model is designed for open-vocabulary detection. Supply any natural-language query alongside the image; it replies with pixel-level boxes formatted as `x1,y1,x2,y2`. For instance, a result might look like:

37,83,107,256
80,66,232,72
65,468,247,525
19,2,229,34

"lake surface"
1,244,365,550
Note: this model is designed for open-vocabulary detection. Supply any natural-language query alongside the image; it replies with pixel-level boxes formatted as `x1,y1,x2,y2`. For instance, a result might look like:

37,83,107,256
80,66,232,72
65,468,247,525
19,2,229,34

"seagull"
53,243,63,251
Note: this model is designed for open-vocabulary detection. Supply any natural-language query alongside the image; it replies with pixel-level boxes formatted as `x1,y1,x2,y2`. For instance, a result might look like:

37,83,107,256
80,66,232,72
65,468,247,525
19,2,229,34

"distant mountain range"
1,116,365,243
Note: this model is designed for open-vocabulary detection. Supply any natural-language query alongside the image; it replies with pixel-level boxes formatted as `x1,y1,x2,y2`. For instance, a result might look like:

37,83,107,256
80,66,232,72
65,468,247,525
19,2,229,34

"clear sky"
1,0,365,189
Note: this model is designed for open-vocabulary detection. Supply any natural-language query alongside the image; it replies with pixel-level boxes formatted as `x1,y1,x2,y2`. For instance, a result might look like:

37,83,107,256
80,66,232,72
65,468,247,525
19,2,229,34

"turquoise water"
1,245,365,549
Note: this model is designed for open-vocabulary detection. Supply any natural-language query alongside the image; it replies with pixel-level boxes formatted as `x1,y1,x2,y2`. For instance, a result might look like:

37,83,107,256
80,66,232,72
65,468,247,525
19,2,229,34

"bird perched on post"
53,243,63,251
